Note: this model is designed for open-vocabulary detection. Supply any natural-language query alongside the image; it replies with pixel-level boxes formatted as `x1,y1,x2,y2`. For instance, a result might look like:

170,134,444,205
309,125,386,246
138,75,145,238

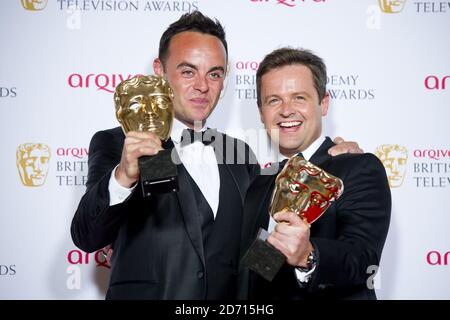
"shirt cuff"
108,165,136,206
295,265,316,284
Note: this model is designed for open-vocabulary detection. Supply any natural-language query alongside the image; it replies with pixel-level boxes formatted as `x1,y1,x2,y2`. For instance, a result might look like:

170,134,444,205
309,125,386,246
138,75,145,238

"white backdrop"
1,0,449,299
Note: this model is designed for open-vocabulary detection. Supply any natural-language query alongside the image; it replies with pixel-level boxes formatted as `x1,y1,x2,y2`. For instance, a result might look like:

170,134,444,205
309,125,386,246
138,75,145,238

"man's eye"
209,72,224,80
295,95,305,101
182,70,194,78
267,98,279,106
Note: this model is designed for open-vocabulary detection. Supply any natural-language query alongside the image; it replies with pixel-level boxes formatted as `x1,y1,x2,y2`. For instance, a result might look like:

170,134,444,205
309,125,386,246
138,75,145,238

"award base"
138,148,178,197
241,228,286,282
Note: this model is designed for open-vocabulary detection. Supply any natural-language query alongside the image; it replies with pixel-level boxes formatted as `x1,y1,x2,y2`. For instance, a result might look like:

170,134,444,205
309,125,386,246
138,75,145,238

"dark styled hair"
256,47,327,107
158,11,228,67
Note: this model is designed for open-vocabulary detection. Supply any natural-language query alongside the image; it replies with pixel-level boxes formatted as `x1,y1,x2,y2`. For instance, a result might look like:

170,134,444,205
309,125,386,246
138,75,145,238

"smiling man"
259,63,328,158
239,47,392,300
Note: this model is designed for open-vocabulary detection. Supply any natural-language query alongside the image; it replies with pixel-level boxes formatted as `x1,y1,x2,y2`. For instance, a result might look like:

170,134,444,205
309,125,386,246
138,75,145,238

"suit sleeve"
308,153,391,293
71,130,130,253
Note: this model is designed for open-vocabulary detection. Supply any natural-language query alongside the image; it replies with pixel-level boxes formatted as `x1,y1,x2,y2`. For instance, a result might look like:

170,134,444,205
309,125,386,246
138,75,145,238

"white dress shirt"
108,119,220,218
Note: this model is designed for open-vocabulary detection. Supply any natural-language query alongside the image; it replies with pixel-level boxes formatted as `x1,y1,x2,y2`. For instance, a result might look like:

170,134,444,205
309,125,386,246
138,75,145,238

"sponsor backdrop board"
0,0,449,299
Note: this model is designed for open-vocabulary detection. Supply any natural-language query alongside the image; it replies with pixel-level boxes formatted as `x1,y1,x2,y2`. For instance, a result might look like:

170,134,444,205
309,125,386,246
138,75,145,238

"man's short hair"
256,47,327,107
158,10,228,67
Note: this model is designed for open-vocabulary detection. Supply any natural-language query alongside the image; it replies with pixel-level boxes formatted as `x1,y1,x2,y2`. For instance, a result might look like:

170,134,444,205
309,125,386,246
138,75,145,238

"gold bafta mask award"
115,75,178,197
242,154,344,281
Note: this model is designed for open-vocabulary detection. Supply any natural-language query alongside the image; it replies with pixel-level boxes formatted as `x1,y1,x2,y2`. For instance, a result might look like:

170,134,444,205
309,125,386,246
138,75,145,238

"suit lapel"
309,137,334,167
212,132,246,203
248,170,278,237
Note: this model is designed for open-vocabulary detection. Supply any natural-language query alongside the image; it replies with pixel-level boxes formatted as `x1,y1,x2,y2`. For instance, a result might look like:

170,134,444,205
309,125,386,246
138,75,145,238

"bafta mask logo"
21,0,48,11
378,0,406,13
16,143,51,187
375,144,408,188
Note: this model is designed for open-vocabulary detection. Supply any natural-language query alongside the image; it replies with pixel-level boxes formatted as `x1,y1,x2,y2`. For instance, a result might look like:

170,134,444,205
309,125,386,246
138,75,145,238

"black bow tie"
180,128,215,146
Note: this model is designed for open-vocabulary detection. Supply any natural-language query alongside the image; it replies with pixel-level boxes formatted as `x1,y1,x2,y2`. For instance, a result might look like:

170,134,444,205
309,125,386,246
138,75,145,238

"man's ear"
153,58,164,76
320,93,330,117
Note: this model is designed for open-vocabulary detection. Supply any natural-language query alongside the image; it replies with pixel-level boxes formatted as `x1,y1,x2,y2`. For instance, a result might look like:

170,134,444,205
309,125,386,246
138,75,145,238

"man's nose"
279,101,294,117
193,75,208,93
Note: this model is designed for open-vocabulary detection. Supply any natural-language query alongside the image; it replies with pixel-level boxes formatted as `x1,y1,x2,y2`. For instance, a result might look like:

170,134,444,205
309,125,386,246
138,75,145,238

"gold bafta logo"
16,143,51,187
378,0,406,13
21,0,48,11
375,144,407,188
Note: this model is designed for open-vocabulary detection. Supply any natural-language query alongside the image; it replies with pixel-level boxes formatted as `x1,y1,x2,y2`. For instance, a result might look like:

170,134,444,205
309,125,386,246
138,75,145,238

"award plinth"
138,149,178,197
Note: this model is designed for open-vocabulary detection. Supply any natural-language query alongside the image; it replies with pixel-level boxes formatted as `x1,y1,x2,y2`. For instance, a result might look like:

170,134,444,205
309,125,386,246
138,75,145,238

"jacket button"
197,271,204,279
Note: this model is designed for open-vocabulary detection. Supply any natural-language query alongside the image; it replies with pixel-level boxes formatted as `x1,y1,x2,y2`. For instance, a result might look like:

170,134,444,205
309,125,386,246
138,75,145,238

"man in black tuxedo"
71,12,362,300
239,48,391,300
71,11,261,300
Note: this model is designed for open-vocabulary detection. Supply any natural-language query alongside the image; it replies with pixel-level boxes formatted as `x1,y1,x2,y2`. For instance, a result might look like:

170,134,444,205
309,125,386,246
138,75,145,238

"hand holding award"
114,75,178,197
242,154,344,281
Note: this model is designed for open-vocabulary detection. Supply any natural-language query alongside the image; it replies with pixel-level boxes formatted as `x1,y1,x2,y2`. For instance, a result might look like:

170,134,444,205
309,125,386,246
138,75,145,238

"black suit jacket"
71,126,257,299
239,137,391,300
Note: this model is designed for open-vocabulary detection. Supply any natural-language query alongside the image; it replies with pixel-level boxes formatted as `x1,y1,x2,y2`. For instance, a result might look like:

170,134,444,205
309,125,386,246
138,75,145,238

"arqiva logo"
68,73,144,93
67,249,111,269
424,75,450,90
426,250,449,266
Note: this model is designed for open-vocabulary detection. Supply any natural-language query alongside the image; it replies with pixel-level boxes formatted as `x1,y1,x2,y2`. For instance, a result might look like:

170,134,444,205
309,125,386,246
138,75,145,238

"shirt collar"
280,135,325,162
